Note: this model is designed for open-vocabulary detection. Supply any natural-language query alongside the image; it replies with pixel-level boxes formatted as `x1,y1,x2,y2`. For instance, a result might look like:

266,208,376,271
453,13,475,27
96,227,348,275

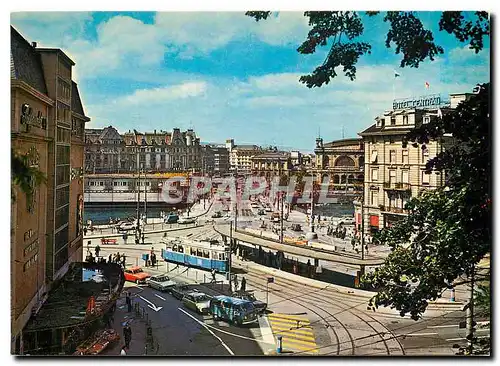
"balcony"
381,206,407,214
383,182,411,191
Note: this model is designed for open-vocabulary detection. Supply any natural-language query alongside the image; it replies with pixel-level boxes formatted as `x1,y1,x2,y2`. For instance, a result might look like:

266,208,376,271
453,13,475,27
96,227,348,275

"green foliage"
11,148,46,203
363,84,490,319
246,11,489,87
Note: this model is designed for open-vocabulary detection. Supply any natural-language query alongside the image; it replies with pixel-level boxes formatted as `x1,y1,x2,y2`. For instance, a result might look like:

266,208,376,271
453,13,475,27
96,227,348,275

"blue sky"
11,11,490,151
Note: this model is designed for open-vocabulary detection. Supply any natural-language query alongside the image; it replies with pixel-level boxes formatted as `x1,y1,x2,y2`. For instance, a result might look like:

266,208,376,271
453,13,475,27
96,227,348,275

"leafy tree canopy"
246,11,489,87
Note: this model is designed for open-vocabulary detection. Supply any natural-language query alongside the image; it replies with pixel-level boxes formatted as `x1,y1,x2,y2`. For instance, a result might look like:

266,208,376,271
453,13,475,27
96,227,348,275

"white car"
147,274,177,291
118,222,136,231
178,217,196,225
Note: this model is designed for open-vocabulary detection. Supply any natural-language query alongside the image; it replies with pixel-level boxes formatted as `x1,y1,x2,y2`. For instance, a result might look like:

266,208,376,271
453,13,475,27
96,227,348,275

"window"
422,171,430,185
389,150,396,164
370,150,378,163
402,150,409,165
56,145,70,164
114,182,118,186
422,147,429,164
403,115,409,125
57,102,71,126
57,127,71,143
99,181,104,186
370,190,378,206
54,226,69,253
54,245,68,273
55,186,69,209
55,205,69,229
402,170,409,184
389,170,396,184
56,165,70,186
371,169,378,182
57,79,71,101
390,116,396,125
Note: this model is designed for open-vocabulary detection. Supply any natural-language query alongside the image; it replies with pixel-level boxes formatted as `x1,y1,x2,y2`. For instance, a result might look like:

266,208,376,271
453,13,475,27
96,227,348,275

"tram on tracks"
160,237,229,273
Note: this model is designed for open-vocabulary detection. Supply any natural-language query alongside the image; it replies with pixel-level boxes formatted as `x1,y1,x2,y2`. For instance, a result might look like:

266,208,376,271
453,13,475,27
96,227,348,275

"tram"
160,237,229,273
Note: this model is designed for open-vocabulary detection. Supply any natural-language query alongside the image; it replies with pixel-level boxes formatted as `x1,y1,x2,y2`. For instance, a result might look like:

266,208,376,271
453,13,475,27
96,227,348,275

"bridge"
213,224,386,268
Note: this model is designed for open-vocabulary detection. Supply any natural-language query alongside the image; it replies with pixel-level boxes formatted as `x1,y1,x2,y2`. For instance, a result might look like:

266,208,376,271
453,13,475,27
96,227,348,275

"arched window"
334,155,355,167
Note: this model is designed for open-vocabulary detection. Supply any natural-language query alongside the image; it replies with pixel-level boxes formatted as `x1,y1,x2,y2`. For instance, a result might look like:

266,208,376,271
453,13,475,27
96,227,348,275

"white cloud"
114,82,208,106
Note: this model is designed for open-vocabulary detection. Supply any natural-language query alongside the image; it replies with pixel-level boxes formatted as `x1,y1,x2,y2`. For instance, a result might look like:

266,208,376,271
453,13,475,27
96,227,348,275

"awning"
370,215,379,227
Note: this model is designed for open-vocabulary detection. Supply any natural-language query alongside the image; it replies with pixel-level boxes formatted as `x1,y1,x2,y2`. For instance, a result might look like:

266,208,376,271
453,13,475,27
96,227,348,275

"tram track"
241,268,405,356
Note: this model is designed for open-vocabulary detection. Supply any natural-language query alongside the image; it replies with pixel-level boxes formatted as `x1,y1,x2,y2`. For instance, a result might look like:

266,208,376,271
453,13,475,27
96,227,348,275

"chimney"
31,42,37,48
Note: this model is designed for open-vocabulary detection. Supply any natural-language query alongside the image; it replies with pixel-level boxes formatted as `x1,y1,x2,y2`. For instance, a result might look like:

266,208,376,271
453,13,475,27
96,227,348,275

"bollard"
277,336,283,354
450,288,456,302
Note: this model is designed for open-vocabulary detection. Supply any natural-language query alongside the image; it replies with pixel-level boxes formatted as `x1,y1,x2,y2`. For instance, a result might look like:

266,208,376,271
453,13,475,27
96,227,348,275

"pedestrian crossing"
267,313,319,355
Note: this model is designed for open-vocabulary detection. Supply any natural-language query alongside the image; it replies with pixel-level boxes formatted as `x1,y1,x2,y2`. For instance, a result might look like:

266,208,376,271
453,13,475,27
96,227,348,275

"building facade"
251,151,293,177
84,127,203,173
314,137,364,192
202,144,230,176
354,93,470,237
11,26,90,353
225,139,264,174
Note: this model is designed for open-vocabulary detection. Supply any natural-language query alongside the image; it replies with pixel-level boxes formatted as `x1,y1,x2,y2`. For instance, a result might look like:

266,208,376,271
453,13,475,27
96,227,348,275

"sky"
10,11,490,151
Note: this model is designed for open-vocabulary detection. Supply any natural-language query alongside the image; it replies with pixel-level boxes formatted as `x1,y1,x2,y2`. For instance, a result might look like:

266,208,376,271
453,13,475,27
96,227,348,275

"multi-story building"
84,127,203,173
11,26,89,352
84,126,125,173
354,93,471,237
251,151,292,177
202,144,230,176
314,137,364,192
225,139,264,174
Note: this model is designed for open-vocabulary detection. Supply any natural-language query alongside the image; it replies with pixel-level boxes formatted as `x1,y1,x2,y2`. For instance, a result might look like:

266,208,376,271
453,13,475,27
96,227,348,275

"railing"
383,182,411,190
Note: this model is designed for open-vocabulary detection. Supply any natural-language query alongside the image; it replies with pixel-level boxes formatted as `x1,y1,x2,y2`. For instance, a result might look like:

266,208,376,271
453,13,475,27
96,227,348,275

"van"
164,213,179,224
210,296,258,326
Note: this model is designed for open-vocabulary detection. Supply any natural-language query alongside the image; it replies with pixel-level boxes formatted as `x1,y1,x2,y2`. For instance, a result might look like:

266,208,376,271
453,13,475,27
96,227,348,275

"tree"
11,148,46,204
246,11,489,87
361,84,490,320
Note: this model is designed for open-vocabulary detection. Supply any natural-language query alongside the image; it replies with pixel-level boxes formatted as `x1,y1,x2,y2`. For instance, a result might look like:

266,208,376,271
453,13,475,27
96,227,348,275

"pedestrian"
116,252,121,264
307,259,312,278
126,292,132,312
83,227,87,236
95,244,101,258
144,253,149,267
151,253,157,267
123,324,132,349
142,234,145,245
120,345,127,356
108,254,113,264
240,276,246,293
233,275,239,293
121,254,126,268
211,268,216,283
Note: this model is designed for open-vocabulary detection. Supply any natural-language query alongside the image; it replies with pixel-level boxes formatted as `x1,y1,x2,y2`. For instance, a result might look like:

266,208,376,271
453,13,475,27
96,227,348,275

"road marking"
267,313,318,354
138,295,163,312
178,307,235,356
405,332,438,337
155,294,166,301
428,325,458,329
446,336,490,342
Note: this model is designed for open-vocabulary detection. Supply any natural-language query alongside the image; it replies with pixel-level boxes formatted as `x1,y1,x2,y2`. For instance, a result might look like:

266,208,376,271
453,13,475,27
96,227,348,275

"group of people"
328,226,348,239
143,248,157,267
86,245,128,268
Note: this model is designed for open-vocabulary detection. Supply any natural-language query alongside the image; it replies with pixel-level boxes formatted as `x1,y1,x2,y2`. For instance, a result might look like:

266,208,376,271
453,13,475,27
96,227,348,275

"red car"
123,266,151,284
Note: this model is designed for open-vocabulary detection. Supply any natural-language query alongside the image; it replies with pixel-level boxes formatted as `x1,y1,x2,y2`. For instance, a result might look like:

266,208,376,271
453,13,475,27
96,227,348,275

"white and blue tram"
161,238,229,273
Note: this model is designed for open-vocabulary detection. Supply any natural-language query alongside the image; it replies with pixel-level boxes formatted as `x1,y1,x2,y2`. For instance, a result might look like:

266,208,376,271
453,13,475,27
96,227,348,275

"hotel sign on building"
392,94,449,110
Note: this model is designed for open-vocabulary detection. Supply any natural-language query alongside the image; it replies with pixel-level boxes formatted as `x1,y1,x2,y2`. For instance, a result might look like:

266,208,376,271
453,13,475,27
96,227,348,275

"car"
257,209,266,216
231,292,267,313
146,274,176,291
170,284,192,300
118,222,136,232
178,216,196,225
211,211,222,219
182,292,212,314
123,266,151,284
164,213,179,224
271,212,281,223
291,223,302,232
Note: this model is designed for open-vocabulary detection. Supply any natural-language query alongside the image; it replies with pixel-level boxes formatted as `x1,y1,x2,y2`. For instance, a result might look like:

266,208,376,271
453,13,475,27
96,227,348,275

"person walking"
240,276,246,293
233,274,239,293
116,252,121,264
307,259,312,278
126,292,132,312
151,253,156,268
211,268,216,283
95,244,101,258
108,253,113,264
123,324,132,349
121,254,126,268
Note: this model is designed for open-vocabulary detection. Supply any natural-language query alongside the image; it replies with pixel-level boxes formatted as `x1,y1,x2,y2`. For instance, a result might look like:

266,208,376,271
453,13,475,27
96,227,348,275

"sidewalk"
101,291,154,356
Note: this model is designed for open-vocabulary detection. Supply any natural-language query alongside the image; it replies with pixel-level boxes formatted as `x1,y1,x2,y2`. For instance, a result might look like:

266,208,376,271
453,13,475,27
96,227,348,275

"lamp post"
305,171,318,240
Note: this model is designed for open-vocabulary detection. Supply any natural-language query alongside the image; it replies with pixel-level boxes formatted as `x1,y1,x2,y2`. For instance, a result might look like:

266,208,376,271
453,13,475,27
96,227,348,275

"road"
85,196,487,356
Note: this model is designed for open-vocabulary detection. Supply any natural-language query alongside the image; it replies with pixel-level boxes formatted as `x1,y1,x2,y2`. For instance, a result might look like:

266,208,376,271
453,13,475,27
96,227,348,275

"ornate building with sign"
354,93,471,237
10,26,90,353
225,139,265,175
314,137,364,193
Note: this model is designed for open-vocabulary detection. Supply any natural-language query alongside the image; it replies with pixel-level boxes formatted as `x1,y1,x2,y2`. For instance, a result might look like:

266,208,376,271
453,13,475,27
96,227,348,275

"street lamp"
305,170,318,240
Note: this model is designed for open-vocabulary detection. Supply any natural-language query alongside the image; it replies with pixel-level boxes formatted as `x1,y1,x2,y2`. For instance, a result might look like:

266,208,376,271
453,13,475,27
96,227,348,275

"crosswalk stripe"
269,323,314,336
268,317,312,326
269,313,309,321
282,338,319,352
278,332,316,343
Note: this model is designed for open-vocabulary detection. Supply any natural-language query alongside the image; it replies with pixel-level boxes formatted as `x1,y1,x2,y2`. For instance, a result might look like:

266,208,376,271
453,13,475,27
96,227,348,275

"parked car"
118,222,136,232
211,211,222,219
291,223,302,232
231,292,267,313
164,213,179,224
170,284,196,300
178,216,196,225
182,292,212,314
123,266,151,284
146,274,176,291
